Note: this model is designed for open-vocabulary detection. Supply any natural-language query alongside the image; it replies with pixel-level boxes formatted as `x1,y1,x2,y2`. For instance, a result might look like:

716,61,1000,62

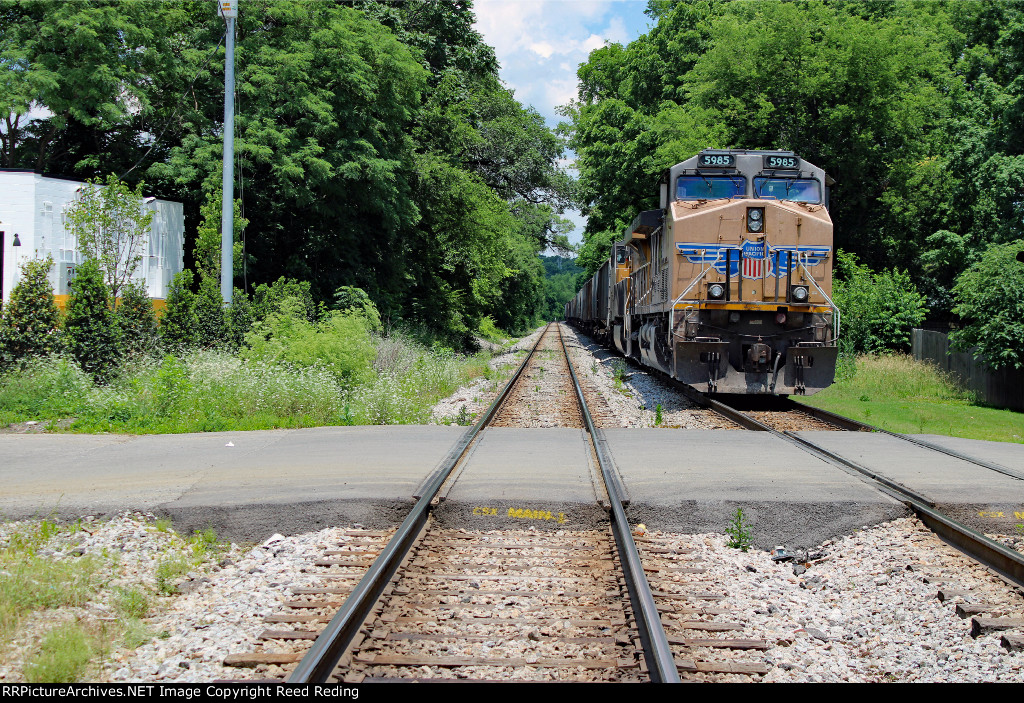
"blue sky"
473,0,652,126
473,0,654,246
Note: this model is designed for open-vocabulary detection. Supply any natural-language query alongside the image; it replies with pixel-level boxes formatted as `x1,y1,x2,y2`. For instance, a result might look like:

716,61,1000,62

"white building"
0,170,184,309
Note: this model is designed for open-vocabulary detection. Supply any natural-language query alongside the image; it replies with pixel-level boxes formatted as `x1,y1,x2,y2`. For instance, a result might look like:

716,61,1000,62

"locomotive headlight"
747,207,765,233
707,283,725,299
791,285,809,302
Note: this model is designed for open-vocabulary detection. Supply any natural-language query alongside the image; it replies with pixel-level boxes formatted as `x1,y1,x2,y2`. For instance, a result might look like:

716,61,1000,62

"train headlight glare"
791,285,809,302
708,283,725,299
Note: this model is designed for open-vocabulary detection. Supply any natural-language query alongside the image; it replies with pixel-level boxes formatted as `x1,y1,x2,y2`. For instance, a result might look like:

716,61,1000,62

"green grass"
799,354,1024,443
0,521,103,640
0,333,498,433
0,516,229,681
23,622,96,683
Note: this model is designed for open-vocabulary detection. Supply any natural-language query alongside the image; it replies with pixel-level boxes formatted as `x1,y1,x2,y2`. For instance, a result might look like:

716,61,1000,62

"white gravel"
2,512,1021,683
649,518,1024,682
430,327,545,425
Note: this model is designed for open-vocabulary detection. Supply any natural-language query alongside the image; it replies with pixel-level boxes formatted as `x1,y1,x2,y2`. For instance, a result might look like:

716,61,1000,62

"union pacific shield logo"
676,241,830,280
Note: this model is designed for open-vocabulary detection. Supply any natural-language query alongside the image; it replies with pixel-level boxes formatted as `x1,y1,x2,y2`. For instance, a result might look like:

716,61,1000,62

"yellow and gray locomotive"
567,149,839,395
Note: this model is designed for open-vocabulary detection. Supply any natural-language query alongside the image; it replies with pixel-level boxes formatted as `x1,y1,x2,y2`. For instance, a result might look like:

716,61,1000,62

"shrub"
0,257,61,367
951,240,1024,369
226,288,255,350
477,315,508,343
242,297,375,389
333,285,382,331
116,280,160,359
833,250,927,354
63,259,121,382
194,276,228,348
160,270,198,351
252,277,318,323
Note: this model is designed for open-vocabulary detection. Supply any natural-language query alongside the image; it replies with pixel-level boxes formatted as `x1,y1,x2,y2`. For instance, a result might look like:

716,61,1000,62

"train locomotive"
566,149,839,395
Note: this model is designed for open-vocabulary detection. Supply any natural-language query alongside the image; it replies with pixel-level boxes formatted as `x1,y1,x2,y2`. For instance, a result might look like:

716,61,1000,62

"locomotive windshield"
753,177,821,203
675,175,745,201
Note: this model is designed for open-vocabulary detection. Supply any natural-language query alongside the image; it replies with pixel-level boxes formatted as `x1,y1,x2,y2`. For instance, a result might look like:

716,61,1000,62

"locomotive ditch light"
790,285,809,302
775,312,787,324
729,312,741,323
747,207,764,233
707,282,725,299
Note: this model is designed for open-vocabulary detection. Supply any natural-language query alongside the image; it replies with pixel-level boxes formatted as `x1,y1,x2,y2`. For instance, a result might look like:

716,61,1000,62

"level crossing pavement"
1,426,1020,546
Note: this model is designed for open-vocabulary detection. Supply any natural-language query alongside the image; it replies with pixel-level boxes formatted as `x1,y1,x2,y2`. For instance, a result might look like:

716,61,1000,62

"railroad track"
221,322,1021,682
220,323,781,682
676,389,1024,589
566,325,1024,593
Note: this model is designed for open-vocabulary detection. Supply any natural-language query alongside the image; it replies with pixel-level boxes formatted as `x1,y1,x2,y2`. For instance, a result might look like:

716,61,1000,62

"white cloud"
581,33,607,53
473,0,648,125
603,15,630,44
529,41,556,59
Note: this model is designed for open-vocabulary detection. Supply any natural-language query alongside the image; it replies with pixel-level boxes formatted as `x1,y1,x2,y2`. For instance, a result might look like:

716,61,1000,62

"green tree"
64,258,121,382
194,275,228,348
951,241,1024,369
0,256,61,366
161,1,428,307
833,252,928,354
0,0,172,172
193,192,249,289
563,0,964,283
225,287,255,350
116,279,160,359
64,175,155,302
2,1,569,344
160,269,198,351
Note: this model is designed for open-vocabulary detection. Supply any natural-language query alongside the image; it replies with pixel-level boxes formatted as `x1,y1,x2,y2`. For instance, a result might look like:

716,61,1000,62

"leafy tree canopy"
950,241,1024,370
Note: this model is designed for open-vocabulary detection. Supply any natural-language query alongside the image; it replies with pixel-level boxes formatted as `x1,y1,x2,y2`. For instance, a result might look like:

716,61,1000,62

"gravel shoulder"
2,512,1021,683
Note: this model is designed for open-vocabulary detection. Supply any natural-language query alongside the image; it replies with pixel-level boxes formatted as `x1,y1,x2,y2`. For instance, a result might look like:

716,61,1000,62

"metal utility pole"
219,0,237,305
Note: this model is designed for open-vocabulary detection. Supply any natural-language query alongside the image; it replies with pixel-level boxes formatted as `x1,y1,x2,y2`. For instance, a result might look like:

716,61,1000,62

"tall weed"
847,354,974,403
0,323,495,432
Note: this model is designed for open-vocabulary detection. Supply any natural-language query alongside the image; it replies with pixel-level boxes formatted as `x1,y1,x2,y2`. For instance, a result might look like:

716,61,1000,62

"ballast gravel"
1,512,1021,683
431,324,734,429
430,328,545,425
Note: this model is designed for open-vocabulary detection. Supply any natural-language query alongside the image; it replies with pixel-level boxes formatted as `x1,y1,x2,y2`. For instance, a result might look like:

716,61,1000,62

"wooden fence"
912,329,1024,411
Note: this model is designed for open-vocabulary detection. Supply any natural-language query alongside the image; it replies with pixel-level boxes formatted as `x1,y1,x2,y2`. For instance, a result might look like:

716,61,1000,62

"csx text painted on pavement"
976,510,1024,519
472,506,567,524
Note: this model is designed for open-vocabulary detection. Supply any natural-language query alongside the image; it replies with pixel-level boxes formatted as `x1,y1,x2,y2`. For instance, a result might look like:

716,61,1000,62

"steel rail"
697,391,1024,589
784,399,1024,482
288,325,551,683
567,323,1024,588
557,324,681,683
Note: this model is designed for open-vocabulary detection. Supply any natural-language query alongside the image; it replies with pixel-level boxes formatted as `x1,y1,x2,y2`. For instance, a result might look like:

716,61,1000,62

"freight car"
567,149,839,395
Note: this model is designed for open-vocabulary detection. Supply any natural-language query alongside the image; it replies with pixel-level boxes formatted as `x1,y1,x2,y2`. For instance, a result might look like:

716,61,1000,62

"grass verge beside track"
797,354,1024,443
